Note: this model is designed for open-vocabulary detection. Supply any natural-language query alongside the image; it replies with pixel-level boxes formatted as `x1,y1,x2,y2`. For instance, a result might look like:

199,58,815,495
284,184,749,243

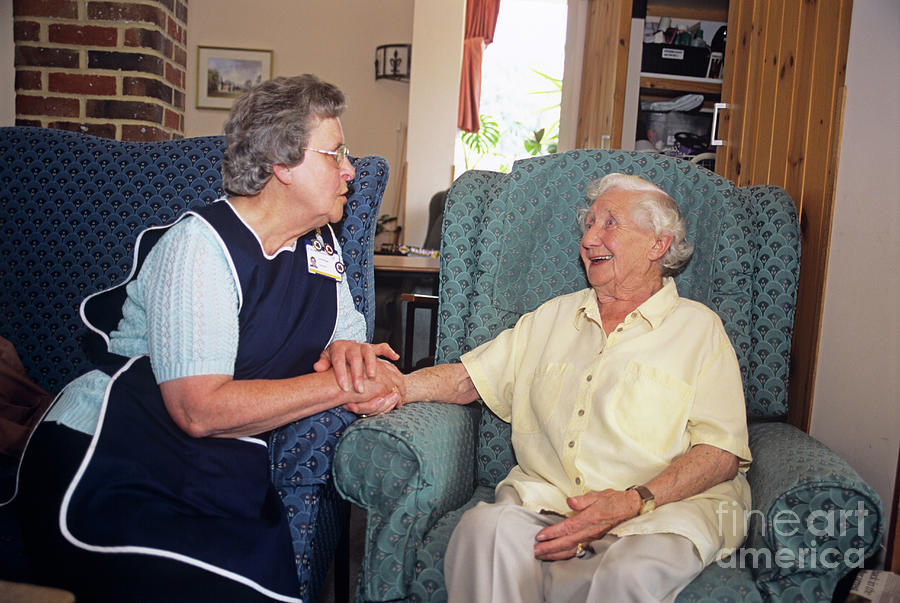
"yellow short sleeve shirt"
460,278,752,563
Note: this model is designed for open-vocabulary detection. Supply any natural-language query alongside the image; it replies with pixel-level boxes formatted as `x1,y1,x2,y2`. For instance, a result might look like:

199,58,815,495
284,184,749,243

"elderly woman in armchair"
401,173,752,602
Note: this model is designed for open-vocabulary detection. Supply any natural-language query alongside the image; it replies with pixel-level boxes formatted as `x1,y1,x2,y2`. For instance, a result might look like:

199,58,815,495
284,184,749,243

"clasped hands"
313,340,406,417
532,488,641,561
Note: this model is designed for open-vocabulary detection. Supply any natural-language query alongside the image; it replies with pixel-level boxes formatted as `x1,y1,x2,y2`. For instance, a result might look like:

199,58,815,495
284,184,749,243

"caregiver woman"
15,74,404,602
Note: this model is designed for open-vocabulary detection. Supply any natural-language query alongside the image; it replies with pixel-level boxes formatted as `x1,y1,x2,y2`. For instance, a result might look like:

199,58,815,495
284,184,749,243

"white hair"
583,173,694,276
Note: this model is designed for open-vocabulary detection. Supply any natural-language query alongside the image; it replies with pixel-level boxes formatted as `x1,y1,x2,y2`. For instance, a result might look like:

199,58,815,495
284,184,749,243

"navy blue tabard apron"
63,200,341,602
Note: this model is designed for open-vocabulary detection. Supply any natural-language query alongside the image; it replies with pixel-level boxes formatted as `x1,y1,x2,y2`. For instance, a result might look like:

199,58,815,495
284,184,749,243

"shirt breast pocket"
513,363,569,434
609,361,693,457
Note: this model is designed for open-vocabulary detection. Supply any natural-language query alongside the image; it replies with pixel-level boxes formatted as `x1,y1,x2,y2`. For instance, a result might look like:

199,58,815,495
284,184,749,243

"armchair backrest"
0,126,387,394
435,150,800,487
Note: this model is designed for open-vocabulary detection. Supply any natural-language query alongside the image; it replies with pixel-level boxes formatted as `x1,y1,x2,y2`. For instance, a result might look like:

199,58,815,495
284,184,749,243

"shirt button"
568,440,575,448
616,326,624,332
575,477,582,485
578,409,585,417
586,375,592,382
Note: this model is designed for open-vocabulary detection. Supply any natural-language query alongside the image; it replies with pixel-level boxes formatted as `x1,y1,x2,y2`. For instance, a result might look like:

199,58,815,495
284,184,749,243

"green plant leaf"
532,69,562,88
459,114,502,169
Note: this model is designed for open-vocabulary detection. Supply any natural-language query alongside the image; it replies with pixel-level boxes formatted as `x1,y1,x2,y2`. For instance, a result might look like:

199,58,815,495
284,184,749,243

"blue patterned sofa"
333,150,885,602
0,125,388,602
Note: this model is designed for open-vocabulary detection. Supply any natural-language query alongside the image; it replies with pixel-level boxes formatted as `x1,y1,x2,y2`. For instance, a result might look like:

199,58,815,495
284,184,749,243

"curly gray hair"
583,173,694,276
221,74,347,197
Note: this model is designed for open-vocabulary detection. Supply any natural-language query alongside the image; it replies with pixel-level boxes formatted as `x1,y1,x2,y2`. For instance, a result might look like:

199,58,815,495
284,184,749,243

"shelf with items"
639,15,726,80
629,8,727,157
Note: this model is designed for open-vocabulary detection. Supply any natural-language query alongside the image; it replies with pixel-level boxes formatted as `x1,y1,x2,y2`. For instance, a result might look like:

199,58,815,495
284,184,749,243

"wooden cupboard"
576,0,854,431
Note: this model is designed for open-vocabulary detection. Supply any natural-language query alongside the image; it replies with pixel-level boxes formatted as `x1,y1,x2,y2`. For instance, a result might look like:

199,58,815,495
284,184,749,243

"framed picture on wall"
197,46,273,110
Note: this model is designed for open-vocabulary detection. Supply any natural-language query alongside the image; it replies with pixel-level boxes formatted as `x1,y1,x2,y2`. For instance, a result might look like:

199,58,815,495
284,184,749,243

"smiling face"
580,188,669,302
280,116,356,228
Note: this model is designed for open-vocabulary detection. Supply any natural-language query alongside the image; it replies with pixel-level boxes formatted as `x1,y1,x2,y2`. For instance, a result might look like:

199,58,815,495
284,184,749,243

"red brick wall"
13,0,188,141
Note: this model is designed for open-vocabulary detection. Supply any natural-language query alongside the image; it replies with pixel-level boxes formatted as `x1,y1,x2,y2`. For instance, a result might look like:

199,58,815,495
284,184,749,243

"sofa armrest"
333,401,480,602
743,422,884,600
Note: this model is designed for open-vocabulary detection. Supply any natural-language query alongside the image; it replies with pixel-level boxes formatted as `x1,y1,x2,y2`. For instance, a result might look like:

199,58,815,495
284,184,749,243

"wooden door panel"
575,0,632,148
767,0,801,187
717,0,755,180
750,0,786,185
783,0,818,201
718,0,853,430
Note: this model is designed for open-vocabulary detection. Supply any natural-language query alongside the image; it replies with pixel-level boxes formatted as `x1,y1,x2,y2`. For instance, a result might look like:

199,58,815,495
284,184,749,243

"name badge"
306,240,344,282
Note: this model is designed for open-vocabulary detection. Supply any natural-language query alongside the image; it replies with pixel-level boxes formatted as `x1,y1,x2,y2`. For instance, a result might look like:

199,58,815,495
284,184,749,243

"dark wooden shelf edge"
646,0,728,22
640,75,723,96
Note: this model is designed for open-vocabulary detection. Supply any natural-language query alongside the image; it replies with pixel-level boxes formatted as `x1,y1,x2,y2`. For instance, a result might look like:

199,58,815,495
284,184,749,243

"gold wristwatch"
627,484,656,515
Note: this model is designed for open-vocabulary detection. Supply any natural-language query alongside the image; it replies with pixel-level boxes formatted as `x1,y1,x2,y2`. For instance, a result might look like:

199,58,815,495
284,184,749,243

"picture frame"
196,46,273,110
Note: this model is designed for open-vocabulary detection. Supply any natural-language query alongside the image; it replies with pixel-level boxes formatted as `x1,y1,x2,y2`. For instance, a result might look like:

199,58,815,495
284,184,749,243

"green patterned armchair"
333,150,884,602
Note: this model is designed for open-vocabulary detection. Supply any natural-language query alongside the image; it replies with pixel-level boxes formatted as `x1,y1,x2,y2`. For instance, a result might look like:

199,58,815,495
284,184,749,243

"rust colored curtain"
457,0,502,133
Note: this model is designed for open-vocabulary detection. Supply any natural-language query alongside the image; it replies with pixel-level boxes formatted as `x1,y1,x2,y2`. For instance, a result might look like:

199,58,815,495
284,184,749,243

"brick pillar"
13,0,188,141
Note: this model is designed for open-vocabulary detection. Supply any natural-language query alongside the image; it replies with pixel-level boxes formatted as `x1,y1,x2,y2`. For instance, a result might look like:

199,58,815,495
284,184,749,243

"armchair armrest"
267,407,358,598
270,407,358,487
334,402,480,602
743,423,884,600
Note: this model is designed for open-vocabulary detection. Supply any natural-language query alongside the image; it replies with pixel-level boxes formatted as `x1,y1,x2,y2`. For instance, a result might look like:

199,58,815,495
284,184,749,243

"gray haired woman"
402,172,751,602
15,75,404,602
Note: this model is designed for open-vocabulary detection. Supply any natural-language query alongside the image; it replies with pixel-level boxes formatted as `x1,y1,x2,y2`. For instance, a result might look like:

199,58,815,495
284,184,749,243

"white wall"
402,0,466,244
185,0,467,246
1,0,13,126
810,0,900,560
558,0,586,152
185,0,414,215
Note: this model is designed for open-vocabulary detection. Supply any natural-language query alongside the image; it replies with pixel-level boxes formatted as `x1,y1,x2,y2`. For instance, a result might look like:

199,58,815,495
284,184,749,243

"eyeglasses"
303,144,350,167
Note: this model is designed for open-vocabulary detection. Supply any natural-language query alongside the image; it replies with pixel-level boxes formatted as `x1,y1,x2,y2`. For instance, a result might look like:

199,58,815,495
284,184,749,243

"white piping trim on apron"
78,200,245,346
0,388,66,507
324,223,341,345
5,201,243,507
223,198,297,259
58,354,301,603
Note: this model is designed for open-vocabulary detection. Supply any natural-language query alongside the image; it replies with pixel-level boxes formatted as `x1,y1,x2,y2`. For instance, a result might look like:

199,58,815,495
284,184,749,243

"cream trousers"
444,486,704,603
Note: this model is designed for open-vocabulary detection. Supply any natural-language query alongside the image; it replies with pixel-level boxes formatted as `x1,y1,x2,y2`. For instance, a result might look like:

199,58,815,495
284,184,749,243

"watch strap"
628,484,654,502
627,484,656,514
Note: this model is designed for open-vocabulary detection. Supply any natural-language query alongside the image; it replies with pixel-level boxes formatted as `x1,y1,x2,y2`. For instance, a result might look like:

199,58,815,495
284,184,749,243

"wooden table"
373,253,440,275
374,254,440,371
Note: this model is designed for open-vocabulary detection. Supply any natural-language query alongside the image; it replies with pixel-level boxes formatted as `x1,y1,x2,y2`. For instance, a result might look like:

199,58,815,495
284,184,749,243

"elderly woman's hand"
341,357,406,417
532,488,640,561
313,340,400,393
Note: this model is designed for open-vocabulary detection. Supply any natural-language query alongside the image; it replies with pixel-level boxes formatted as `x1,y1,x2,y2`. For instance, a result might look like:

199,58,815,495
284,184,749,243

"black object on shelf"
711,25,727,53
642,43,711,77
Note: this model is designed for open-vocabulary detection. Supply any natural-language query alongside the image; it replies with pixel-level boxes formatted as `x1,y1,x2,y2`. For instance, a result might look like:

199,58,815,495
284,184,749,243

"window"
454,0,568,173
